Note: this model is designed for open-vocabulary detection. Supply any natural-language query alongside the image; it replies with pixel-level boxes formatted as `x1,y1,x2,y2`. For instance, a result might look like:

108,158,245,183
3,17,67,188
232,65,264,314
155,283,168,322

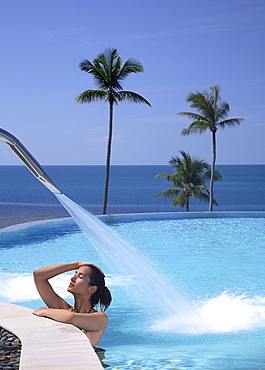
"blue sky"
0,0,264,165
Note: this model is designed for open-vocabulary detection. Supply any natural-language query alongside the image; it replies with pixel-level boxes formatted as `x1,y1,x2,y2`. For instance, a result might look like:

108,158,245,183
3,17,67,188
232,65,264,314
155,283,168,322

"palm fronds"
155,150,222,211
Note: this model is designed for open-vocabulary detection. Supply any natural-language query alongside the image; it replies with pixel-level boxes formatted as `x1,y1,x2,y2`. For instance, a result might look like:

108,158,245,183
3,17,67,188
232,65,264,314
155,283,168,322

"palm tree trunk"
209,131,216,211
186,197,189,212
102,101,113,214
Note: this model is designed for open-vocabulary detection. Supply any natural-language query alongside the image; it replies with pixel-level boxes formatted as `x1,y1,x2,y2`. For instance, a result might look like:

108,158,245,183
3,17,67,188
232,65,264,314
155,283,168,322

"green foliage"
76,47,151,106
76,47,151,214
155,150,222,212
178,85,243,136
177,85,243,211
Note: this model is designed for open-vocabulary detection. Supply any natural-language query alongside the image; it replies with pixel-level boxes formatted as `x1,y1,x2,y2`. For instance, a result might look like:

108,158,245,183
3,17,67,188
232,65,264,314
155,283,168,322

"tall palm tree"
177,85,244,211
76,47,151,214
155,150,222,212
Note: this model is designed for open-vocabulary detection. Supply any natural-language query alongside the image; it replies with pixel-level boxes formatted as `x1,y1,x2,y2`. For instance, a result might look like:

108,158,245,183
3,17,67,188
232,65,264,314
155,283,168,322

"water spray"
0,127,204,326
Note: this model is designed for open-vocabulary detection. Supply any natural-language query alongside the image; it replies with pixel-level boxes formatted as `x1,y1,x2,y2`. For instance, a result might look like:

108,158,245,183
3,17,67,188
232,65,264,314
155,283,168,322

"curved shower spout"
0,128,62,194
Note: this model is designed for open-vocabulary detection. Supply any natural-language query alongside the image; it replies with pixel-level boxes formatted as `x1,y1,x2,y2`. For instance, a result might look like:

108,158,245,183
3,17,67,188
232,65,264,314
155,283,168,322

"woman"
33,261,112,351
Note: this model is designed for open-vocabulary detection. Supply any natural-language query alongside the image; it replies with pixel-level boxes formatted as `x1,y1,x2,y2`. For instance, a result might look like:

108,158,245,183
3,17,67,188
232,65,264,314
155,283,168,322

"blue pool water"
1,212,265,369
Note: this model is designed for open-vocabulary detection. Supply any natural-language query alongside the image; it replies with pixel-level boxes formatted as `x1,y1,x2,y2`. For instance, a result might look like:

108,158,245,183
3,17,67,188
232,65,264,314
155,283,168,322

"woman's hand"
33,307,49,317
79,262,105,276
32,307,73,324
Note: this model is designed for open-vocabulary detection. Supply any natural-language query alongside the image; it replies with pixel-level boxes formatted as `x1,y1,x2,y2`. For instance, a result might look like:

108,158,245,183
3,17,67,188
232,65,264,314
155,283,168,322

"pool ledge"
0,302,104,369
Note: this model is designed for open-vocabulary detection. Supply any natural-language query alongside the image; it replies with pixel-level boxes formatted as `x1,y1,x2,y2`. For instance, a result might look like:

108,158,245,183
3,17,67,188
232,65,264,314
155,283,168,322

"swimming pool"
1,212,265,369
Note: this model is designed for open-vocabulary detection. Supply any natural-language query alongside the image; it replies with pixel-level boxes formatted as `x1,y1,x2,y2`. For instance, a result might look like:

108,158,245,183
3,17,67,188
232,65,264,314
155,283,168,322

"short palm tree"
177,85,244,211
77,47,151,214
155,150,222,212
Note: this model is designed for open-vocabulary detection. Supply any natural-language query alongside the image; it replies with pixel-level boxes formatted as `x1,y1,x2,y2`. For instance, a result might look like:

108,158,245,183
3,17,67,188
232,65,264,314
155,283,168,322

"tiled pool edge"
0,302,103,369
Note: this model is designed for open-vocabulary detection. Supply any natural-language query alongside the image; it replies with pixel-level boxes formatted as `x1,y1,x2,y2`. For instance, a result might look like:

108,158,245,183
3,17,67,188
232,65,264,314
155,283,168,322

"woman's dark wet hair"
86,264,112,312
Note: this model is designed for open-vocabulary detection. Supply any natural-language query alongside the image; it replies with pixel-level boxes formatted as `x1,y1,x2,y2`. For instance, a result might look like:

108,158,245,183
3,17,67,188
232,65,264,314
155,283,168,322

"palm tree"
76,47,151,214
155,150,222,212
177,85,243,211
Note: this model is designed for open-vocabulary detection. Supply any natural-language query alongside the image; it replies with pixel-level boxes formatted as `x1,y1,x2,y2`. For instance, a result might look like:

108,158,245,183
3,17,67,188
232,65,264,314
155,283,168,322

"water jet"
1,213,265,368
0,127,202,325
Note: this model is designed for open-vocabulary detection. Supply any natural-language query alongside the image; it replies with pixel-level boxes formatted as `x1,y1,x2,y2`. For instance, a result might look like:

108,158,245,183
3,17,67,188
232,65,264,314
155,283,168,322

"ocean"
0,165,265,229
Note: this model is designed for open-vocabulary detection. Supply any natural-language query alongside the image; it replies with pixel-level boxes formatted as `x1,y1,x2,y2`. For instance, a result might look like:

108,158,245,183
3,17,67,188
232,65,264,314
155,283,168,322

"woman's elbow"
33,269,39,279
33,268,42,281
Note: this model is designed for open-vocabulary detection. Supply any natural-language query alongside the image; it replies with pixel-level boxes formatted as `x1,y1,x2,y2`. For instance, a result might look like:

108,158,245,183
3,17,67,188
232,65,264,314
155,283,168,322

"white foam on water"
2,273,265,335
0,273,70,302
0,273,39,302
152,292,265,334
199,292,265,332
0,272,133,303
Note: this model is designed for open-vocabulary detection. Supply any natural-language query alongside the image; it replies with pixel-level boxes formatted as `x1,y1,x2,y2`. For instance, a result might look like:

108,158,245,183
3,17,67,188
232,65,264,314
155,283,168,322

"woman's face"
67,266,91,295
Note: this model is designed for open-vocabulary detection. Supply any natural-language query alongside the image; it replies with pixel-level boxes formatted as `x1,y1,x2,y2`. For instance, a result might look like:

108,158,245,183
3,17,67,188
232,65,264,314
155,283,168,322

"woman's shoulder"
90,310,108,317
90,310,108,324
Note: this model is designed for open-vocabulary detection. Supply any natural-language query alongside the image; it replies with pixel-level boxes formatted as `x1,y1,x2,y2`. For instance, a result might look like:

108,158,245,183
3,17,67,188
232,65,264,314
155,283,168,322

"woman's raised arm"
33,261,81,309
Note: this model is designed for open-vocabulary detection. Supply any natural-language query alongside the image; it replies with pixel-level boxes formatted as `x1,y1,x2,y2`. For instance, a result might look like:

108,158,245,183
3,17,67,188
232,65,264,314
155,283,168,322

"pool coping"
0,302,103,369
